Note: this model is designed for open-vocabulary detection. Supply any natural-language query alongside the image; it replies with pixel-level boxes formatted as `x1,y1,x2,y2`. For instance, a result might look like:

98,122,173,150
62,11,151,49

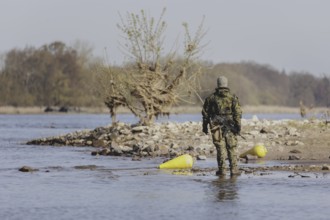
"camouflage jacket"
202,87,242,127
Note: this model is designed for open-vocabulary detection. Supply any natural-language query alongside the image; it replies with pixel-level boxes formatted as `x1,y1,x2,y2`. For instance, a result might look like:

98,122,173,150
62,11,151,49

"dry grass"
0,106,45,114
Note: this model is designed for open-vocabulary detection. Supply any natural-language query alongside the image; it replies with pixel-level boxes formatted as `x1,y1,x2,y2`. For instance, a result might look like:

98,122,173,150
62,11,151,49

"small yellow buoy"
158,154,194,169
239,143,267,158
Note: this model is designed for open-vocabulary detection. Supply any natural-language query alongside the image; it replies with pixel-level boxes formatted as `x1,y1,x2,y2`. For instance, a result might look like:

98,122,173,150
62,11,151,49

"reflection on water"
211,176,239,202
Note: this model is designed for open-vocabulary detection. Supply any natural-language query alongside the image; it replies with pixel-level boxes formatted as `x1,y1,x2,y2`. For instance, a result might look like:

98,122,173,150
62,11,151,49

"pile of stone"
26,117,328,160
27,121,215,158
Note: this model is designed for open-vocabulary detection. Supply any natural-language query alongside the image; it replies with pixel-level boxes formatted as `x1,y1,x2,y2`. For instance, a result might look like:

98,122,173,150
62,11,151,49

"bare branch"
95,8,206,125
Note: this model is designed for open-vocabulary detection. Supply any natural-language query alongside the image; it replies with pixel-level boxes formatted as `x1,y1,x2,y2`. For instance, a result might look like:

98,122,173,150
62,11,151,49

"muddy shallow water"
1,114,329,220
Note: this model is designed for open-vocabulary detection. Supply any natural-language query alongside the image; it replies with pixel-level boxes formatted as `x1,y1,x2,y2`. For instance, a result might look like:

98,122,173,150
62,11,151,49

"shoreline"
3,106,328,173
0,105,328,115
26,118,330,165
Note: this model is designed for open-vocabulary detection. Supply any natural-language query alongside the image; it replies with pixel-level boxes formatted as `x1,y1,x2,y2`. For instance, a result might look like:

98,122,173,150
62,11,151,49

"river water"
0,114,329,220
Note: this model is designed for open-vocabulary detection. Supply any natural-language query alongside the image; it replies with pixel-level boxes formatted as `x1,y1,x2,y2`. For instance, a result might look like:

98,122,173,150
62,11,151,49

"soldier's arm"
202,97,210,123
232,95,242,130
202,97,211,134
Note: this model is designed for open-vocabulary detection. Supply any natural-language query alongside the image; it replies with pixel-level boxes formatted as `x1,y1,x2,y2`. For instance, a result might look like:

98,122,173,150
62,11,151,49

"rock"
91,151,99,156
321,165,330,170
131,126,146,133
169,149,179,157
132,144,142,152
197,155,207,160
186,146,194,151
140,151,148,157
309,165,317,170
98,133,110,140
158,145,169,155
252,115,259,122
92,140,108,147
44,106,54,112
260,127,269,133
289,149,302,154
286,127,300,136
59,106,69,112
73,139,84,145
288,155,300,160
119,129,131,135
285,141,298,146
74,165,98,170
138,133,146,138
110,146,123,156
120,145,133,153
209,147,216,155
295,141,304,146
109,132,119,141
132,155,142,161
151,134,161,141
246,155,259,160
170,143,180,149
145,140,155,146
248,130,259,136
142,145,153,153
19,166,38,172
99,148,111,156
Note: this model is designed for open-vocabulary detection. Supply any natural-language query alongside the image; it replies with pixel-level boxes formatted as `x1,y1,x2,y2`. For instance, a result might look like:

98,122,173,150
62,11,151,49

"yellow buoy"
240,144,267,158
158,154,194,169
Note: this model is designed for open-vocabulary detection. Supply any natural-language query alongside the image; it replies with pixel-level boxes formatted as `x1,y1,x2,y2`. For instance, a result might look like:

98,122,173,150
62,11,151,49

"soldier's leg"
211,126,226,175
225,132,239,176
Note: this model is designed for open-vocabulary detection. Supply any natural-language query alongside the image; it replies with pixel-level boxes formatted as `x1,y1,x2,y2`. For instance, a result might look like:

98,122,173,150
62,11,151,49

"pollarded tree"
95,9,207,125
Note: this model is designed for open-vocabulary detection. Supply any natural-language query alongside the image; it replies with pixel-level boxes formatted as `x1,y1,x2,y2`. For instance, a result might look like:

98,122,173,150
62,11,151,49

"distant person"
202,76,242,177
299,100,306,118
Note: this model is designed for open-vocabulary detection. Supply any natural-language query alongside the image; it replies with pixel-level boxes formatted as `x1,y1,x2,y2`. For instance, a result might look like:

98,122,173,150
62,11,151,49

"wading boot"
215,169,226,176
230,169,241,177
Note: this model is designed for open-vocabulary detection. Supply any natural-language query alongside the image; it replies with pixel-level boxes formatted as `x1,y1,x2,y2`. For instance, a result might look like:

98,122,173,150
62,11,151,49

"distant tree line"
199,62,330,107
0,41,329,108
0,41,98,107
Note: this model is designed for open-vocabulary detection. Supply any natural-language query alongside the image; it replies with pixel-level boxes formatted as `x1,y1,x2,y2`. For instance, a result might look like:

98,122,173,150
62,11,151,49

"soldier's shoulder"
232,93,239,100
205,93,216,101
227,90,238,99
231,93,241,106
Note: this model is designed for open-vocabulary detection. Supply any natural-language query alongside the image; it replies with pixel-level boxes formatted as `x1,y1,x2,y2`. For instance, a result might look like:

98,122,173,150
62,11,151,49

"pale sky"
1,0,330,76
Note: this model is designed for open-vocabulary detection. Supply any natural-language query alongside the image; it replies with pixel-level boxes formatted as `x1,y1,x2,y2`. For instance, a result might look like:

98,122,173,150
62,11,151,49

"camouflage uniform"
202,82,242,176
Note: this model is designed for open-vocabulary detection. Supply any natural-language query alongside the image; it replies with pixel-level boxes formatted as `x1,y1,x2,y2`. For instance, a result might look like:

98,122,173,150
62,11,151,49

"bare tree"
95,9,207,125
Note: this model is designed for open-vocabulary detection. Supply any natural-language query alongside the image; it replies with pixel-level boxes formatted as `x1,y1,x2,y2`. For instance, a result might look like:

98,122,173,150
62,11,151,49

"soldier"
202,76,242,177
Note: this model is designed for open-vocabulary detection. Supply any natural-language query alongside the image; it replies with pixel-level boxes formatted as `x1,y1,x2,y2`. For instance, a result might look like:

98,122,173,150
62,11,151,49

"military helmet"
217,76,228,88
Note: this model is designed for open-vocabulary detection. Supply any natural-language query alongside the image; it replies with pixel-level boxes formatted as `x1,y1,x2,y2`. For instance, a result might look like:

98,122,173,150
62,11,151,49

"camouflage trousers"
210,124,238,175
